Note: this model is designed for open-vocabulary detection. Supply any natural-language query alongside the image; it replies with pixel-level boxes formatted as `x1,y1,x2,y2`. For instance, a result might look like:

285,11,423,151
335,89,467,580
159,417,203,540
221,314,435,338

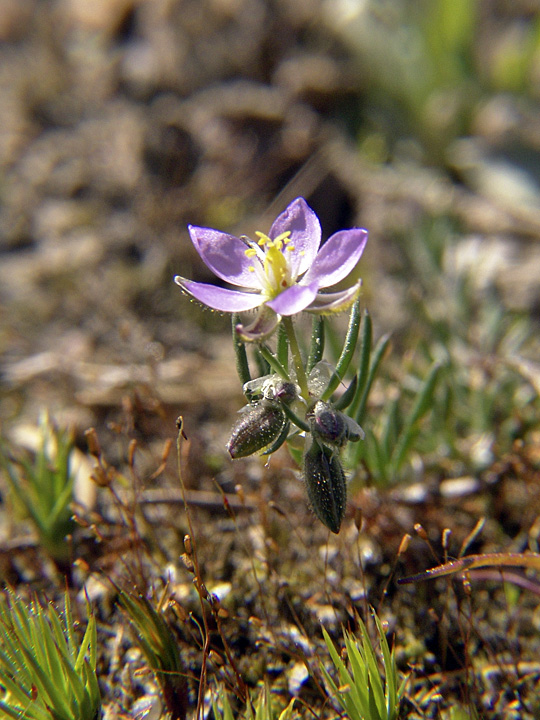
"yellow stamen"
255,231,270,246
275,231,291,244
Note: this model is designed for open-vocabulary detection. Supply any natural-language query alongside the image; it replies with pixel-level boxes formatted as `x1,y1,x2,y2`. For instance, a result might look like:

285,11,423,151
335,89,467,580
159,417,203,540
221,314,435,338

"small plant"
117,589,188,720
175,197,371,533
0,589,100,720
0,411,76,565
322,614,407,720
212,683,297,720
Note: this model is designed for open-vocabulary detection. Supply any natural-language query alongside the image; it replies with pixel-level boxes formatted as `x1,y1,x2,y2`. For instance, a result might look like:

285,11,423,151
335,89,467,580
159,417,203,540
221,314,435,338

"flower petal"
265,281,319,315
175,276,263,312
268,198,321,279
302,229,368,288
236,307,281,342
305,281,362,314
188,226,261,289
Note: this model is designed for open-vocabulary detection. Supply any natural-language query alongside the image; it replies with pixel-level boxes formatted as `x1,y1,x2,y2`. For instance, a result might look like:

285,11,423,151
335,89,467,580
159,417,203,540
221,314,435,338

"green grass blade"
322,628,365,720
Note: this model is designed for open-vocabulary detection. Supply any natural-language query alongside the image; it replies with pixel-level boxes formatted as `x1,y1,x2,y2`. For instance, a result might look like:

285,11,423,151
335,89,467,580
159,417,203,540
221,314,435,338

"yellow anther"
286,245,295,252
275,231,291,244
244,248,257,257
248,266,255,272
255,231,271,247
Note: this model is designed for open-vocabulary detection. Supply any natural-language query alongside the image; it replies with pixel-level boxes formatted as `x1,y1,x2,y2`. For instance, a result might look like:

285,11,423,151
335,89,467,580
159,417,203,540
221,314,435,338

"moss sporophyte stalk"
175,197,369,533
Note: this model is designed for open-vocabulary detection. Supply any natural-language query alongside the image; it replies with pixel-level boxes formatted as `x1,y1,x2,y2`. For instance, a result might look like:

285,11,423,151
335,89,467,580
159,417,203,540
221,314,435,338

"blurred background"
1,0,540,465
2,4,540,715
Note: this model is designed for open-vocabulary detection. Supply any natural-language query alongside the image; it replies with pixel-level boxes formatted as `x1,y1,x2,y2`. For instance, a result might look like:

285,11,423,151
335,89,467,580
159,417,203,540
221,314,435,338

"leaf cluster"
0,590,100,720
0,411,76,563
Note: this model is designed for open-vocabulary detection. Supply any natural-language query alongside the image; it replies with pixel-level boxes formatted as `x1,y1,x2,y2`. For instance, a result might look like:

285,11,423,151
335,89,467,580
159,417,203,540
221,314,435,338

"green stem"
282,316,309,401
258,344,290,380
232,314,251,386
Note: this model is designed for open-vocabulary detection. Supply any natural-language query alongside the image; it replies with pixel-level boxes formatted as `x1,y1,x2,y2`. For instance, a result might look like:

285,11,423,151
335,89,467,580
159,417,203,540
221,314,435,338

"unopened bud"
272,381,297,404
227,402,287,459
308,401,364,447
303,439,346,534
309,401,347,446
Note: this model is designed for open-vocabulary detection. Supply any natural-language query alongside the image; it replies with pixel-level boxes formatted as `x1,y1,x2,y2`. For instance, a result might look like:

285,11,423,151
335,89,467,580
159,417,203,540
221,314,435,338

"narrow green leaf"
232,314,252,386
322,628,365,720
307,316,325,373
360,632,385,717
334,375,358,411
276,322,289,370
278,698,296,720
258,344,290,381
261,421,290,456
212,687,236,720
281,403,310,433
16,643,73,718
363,430,390,486
381,399,400,461
390,362,442,475
321,298,362,401
352,333,391,426
355,311,373,396
0,699,49,720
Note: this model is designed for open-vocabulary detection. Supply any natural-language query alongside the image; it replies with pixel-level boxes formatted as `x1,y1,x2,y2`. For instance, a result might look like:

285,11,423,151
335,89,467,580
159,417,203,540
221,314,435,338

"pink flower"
175,198,367,340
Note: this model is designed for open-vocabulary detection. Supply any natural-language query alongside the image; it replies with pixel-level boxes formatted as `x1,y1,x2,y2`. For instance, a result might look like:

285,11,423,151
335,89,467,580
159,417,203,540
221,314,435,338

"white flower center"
243,231,299,299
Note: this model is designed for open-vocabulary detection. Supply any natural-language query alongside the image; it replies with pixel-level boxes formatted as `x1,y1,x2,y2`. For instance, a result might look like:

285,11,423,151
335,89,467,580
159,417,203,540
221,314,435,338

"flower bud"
308,401,364,446
271,381,297,404
303,439,346,534
227,402,287,459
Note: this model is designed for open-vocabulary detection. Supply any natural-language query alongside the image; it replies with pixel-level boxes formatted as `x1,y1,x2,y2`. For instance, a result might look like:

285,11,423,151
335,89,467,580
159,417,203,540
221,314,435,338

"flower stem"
258,344,290,381
282,316,310,401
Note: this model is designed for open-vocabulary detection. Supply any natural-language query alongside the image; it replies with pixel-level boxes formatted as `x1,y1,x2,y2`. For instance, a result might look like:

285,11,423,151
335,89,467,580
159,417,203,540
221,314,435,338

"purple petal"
188,226,261,289
305,282,362,314
175,276,263,312
268,198,321,279
236,307,280,342
265,282,319,315
302,229,368,288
